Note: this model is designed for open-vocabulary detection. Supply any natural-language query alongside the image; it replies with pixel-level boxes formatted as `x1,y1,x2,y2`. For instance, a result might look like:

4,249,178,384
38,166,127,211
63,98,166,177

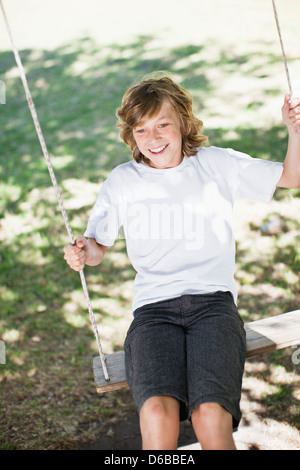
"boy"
64,75,300,450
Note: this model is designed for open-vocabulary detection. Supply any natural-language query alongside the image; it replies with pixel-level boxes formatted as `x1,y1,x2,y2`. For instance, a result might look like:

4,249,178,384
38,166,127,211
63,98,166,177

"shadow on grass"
243,349,300,435
0,34,299,449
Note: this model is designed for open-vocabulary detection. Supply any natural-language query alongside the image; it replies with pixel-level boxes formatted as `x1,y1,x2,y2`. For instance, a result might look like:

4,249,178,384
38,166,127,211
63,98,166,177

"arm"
64,236,108,271
277,94,300,188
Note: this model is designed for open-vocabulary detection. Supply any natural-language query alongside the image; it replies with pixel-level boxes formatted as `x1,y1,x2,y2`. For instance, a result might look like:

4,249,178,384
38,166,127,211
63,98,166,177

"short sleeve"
84,171,124,247
226,148,283,202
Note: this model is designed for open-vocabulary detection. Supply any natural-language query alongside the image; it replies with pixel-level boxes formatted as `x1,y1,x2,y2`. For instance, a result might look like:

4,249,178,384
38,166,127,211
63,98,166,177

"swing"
92,310,300,393
2,0,300,395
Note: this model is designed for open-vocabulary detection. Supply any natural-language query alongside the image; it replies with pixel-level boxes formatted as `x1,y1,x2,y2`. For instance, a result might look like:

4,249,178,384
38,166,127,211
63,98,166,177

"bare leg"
191,402,236,450
139,395,180,450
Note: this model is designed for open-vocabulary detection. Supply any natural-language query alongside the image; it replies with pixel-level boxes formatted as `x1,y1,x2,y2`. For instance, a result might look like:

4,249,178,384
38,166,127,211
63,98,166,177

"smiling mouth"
148,144,169,155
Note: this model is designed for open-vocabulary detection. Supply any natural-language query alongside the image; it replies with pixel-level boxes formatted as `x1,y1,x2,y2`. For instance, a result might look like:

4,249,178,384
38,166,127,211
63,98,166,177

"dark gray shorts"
124,291,246,429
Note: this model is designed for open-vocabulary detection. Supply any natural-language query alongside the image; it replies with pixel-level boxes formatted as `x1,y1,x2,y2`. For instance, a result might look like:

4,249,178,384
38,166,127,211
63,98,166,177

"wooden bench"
93,309,300,393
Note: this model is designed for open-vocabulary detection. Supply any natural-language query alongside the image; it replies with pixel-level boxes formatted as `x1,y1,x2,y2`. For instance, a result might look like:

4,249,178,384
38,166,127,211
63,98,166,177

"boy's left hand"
282,94,300,135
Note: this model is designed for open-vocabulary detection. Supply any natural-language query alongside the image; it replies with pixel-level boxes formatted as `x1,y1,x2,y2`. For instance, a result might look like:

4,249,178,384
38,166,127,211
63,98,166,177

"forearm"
85,238,108,266
281,131,300,188
278,95,300,188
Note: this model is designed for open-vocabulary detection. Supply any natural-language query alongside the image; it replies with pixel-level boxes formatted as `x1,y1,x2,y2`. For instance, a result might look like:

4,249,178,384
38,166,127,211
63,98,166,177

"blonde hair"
116,74,208,163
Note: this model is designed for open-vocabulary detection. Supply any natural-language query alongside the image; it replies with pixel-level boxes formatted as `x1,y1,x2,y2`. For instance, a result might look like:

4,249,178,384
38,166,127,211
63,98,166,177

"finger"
69,242,84,255
289,110,300,120
289,107,300,118
288,110,300,124
75,236,87,248
70,263,82,272
73,264,83,271
64,243,80,255
64,248,81,266
64,253,76,266
63,244,72,254
289,97,300,110
76,251,86,262
73,257,85,271
68,258,84,271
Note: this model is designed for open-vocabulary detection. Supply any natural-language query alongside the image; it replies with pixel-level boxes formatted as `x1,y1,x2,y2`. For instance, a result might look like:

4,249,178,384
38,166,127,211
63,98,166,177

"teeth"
149,145,167,154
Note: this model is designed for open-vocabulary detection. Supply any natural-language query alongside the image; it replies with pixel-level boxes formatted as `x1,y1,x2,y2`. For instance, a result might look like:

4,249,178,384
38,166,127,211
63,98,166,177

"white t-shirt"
84,146,283,313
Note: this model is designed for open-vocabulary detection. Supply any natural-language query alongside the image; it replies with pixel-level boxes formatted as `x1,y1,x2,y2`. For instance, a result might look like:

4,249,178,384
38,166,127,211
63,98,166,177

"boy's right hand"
64,236,88,272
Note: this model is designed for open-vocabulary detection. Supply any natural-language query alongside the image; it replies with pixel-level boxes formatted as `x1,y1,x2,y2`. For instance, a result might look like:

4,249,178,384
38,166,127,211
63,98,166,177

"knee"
192,402,229,428
139,396,180,450
141,396,179,424
191,402,235,450
140,396,180,434
143,400,165,423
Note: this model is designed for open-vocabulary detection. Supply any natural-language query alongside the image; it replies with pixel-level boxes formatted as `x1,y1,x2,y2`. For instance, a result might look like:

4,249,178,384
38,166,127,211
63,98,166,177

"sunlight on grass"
0,213,34,240
51,155,75,169
64,311,88,328
0,183,21,212
62,179,99,209
3,329,20,343
0,286,18,302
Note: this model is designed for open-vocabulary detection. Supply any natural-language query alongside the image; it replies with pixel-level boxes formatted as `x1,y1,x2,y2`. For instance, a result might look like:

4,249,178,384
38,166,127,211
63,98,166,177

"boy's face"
132,100,183,169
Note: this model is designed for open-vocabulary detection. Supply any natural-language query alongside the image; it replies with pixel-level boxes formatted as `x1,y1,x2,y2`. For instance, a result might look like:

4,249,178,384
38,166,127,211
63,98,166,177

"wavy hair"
116,74,208,163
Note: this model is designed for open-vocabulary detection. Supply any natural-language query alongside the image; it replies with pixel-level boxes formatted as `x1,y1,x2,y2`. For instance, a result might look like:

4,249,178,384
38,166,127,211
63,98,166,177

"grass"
0,0,300,450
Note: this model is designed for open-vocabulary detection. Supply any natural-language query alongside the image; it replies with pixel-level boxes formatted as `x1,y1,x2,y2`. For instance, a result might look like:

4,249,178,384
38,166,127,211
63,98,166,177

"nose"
147,127,161,144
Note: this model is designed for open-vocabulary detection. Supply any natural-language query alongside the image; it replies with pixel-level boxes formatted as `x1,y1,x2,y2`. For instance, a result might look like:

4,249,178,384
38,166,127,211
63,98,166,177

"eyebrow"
135,115,169,128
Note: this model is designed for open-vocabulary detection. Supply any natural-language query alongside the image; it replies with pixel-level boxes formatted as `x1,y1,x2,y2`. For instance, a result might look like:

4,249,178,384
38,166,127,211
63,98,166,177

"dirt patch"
77,369,300,451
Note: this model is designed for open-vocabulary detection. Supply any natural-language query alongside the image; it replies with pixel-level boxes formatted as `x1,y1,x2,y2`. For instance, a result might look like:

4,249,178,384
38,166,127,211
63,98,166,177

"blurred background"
1,0,300,450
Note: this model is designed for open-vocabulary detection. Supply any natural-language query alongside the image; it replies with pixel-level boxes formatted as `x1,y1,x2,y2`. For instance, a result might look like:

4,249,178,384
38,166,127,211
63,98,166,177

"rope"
0,0,110,382
272,0,300,135
272,0,294,96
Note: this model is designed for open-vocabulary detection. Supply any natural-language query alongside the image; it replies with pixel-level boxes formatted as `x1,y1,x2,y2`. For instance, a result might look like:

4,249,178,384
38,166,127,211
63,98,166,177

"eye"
159,123,169,128
135,128,146,134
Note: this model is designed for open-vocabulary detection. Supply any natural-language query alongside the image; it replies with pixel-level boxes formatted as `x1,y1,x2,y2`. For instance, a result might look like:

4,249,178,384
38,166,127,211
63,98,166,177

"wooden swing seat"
93,309,300,393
